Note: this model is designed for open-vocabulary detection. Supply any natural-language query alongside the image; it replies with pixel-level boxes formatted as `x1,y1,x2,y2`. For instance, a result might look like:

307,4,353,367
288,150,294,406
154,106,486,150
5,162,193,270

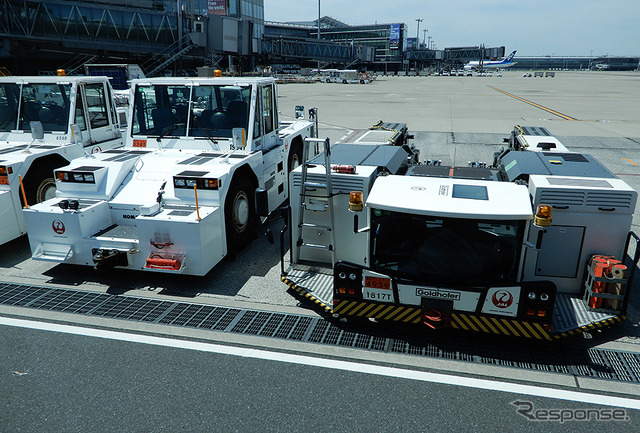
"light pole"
317,0,321,73
422,29,427,49
318,0,321,40
416,18,423,46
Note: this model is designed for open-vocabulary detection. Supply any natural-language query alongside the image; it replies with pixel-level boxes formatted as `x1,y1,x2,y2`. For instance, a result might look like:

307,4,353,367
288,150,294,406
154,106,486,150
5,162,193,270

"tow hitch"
421,298,453,329
92,248,128,271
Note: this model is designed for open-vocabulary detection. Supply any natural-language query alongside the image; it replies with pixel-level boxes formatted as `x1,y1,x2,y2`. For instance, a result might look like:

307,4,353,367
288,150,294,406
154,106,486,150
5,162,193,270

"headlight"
528,292,537,300
349,273,357,280
540,293,549,301
338,272,346,279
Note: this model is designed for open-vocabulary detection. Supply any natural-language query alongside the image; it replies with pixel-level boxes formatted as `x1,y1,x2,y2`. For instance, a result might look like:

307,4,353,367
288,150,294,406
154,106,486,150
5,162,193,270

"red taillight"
537,310,547,317
526,308,535,316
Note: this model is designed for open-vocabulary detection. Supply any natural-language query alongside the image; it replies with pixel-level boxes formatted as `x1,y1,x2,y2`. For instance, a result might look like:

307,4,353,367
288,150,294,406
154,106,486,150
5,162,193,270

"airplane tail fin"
504,50,517,63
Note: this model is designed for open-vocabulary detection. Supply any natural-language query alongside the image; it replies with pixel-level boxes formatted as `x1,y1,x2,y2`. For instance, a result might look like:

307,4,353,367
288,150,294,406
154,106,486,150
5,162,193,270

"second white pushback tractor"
282,126,639,340
23,77,317,275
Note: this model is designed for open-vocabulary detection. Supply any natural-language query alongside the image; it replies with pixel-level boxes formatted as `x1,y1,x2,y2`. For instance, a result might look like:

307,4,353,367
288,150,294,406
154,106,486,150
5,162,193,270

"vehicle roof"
129,76,276,86
0,76,111,84
366,175,534,220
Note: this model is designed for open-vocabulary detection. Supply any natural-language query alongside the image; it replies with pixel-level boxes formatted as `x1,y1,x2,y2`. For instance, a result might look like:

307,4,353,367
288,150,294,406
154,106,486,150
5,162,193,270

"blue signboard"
389,24,400,49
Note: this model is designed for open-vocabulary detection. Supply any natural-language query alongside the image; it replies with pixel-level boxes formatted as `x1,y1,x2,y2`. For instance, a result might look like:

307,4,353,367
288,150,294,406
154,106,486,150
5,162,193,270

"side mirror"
70,124,83,145
30,121,44,140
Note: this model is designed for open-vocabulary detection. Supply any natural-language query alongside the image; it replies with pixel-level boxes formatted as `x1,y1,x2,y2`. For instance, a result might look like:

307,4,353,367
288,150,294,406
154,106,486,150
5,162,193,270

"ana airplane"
464,50,517,70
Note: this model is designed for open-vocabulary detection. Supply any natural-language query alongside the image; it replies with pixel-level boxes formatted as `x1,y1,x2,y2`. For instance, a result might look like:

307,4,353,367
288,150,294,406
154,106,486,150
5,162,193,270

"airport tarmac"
278,70,640,138
2,70,640,339
3,72,640,429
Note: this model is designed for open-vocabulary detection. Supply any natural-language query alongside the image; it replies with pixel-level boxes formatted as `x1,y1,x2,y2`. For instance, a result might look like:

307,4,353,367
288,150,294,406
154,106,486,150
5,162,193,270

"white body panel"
515,131,569,152
522,174,637,293
366,175,534,220
25,148,262,275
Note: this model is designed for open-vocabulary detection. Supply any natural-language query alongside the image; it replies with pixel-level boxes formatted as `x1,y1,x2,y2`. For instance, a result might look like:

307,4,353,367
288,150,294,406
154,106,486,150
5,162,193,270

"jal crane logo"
52,220,65,235
491,290,514,309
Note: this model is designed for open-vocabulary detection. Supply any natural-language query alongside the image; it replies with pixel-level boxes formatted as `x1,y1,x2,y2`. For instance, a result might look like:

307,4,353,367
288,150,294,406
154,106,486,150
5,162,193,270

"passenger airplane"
464,50,517,70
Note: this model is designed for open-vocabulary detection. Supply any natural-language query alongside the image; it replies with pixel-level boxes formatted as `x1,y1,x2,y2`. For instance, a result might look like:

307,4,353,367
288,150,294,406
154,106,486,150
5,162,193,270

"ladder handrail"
294,137,336,267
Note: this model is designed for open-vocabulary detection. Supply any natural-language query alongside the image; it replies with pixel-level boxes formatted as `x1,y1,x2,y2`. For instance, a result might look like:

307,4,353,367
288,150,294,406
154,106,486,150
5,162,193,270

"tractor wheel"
224,177,257,253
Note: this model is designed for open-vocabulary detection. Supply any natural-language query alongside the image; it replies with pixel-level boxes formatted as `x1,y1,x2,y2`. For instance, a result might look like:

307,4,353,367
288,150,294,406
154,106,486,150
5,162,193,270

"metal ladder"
294,137,336,266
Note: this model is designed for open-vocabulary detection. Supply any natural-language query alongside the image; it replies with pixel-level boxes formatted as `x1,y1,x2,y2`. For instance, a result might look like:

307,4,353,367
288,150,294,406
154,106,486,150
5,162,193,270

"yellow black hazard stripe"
333,299,423,323
451,312,626,341
451,312,554,341
551,315,625,340
282,276,333,313
282,280,627,340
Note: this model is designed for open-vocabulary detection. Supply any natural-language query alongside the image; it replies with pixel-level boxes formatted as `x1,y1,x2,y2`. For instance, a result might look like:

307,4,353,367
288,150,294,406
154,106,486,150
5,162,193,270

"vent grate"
1,283,639,384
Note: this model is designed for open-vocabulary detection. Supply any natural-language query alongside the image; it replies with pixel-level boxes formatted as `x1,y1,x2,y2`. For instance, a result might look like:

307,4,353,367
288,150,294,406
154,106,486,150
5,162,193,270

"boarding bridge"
0,0,199,75
0,0,366,74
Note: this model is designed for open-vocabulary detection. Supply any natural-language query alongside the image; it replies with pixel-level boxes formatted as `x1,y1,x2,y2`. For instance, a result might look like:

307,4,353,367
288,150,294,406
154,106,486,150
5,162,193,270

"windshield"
371,210,525,286
131,84,251,138
0,82,71,133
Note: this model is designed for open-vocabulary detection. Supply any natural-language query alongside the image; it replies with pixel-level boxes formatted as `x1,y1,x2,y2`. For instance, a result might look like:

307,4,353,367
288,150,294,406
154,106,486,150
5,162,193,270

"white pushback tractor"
23,77,317,275
0,75,124,246
282,125,639,340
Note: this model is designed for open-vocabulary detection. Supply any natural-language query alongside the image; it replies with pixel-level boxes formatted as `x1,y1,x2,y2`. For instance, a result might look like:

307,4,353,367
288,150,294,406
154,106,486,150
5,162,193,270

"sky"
264,0,639,57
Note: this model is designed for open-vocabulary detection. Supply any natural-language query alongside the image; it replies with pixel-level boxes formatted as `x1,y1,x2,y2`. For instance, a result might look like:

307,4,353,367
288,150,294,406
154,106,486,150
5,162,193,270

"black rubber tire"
287,141,303,174
35,177,57,203
342,79,347,84
224,177,257,254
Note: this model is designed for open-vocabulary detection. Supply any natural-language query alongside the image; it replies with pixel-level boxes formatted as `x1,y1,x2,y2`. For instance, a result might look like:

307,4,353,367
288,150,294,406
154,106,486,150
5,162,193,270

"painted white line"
2,316,639,409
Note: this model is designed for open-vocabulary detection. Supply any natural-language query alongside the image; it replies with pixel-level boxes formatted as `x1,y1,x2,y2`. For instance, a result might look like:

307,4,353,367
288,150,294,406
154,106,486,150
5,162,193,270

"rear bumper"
282,269,625,341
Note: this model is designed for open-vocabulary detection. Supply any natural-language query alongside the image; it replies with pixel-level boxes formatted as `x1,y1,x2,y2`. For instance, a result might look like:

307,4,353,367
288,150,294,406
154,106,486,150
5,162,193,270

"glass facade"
320,24,405,63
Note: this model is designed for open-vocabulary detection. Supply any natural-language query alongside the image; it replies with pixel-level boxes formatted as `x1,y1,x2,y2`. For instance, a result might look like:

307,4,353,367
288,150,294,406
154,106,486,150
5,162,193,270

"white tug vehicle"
24,77,316,275
0,75,124,245
282,126,638,340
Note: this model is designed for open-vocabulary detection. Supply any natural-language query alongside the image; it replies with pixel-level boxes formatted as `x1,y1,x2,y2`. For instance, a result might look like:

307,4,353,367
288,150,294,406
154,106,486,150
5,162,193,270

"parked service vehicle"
282,125,638,340
0,76,124,245
24,77,316,275
335,70,370,84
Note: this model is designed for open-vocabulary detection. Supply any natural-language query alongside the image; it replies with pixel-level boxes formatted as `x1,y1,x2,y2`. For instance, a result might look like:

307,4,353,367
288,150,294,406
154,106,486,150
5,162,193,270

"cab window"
85,83,109,128
74,92,87,131
261,85,275,134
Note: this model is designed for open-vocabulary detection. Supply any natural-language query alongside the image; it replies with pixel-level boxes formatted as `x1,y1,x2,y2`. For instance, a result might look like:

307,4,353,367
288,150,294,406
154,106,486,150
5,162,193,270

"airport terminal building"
0,0,637,75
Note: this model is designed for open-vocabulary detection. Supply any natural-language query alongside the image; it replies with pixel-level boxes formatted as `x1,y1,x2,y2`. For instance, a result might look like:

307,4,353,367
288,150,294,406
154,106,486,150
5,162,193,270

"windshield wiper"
192,115,219,149
156,111,190,141
156,123,180,141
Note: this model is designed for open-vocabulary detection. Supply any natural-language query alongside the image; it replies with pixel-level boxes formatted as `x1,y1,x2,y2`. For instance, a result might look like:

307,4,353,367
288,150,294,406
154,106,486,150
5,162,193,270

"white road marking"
2,316,639,409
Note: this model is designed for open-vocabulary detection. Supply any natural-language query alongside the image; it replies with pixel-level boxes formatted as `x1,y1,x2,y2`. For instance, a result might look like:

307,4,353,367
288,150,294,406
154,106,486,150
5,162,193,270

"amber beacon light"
349,191,364,212
534,204,552,227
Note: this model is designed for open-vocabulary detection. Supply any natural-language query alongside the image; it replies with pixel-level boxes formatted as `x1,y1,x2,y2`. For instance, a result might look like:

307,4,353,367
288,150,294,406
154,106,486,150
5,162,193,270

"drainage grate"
1,282,639,384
